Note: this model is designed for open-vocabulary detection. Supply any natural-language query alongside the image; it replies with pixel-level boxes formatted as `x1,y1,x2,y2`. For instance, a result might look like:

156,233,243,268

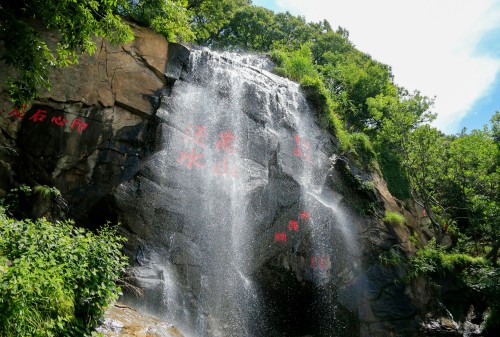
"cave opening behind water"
254,264,360,337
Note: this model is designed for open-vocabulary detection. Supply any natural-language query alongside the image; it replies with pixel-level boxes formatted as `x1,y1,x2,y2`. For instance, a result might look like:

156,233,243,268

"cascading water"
119,48,365,336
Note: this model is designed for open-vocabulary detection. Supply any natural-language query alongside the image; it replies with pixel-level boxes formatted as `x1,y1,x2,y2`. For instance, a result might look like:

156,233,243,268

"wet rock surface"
98,303,184,337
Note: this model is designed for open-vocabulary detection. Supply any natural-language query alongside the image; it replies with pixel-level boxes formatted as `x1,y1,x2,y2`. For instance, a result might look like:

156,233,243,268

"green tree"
324,51,397,130
368,90,435,199
272,44,317,81
202,5,330,52
310,30,353,65
125,0,193,42
188,0,250,42
268,12,317,50
403,125,448,226
207,5,277,51
393,121,499,262
444,129,500,259
491,111,500,143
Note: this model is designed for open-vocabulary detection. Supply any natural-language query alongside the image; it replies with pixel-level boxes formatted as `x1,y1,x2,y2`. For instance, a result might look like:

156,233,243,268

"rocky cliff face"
1,26,432,337
0,24,189,221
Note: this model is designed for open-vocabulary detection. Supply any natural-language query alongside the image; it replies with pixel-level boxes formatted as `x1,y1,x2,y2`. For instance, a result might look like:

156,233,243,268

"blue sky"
253,0,500,134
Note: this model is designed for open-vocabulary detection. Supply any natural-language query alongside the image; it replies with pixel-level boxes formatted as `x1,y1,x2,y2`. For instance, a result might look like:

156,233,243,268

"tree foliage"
206,5,276,51
188,0,250,42
124,0,193,42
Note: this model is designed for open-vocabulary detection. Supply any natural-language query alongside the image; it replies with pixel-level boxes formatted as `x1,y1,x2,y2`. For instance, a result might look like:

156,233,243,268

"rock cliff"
0,25,435,337
0,24,188,221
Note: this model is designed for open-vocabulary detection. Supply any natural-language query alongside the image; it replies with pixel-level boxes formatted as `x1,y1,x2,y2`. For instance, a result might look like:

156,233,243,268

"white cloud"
274,0,500,133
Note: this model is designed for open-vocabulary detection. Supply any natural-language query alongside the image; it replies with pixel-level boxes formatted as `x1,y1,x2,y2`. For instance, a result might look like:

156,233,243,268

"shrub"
349,132,376,168
0,209,127,336
271,45,317,81
379,248,402,266
300,74,351,152
409,232,420,245
271,46,352,152
406,238,486,280
1,184,63,220
1,184,33,214
33,185,61,199
376,148,411,200
382,211,405,226
406,239,499,335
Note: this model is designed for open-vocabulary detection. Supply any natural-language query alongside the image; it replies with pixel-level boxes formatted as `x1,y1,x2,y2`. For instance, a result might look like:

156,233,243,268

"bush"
0,210,127,336
406,239,499,334
349,132,376,168
406,238,486,280
379,247,402,266
33,185,61,199
125,0,194,42
1,184,63,221
382,211,405,226
272,45,317,81
376,148,411,200
2,184,33,211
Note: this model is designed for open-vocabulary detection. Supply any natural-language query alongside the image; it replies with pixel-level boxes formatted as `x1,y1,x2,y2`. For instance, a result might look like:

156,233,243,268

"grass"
383,211,405,226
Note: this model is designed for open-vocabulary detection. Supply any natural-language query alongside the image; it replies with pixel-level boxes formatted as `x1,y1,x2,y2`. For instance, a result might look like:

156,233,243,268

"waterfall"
119,49,364,336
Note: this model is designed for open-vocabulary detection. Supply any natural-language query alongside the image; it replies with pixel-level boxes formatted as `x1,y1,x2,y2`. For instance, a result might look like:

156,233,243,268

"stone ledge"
97,303,185,337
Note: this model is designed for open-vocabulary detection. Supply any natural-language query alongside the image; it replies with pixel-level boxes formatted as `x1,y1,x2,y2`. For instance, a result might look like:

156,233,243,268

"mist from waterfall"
125,48,363,336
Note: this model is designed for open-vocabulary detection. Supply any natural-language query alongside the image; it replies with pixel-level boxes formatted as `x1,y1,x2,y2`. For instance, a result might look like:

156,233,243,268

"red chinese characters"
6,104,28,119
275,210,311,244
185,125,207,147
293,134,311,161
213,157,237,177
214,130,238,176
216,131,237,153
177,127,238,176
51,116,69,127
288,220,299,232
28,109,48,123
177,148,206,169
275,232,287,243
2,106,90,134
310,255,331,270
71,118,88,133
299,211,310,221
